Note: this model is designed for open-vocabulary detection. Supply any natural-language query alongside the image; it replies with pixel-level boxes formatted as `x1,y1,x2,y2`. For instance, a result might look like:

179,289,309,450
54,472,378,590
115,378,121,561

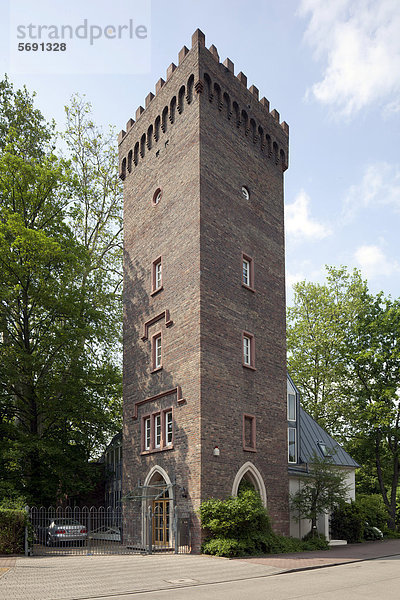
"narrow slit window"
144,417,151,450
243,336,250,365
243,414,256,451
165,410,173,446
152,257,163,293
152,333,162,371
242,332,255,368
154,414,161,448
242,253,254,290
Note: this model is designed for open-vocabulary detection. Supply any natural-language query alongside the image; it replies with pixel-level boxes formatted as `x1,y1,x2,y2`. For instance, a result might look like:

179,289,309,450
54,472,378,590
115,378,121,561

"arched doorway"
143,466,173,548
231,462,267,506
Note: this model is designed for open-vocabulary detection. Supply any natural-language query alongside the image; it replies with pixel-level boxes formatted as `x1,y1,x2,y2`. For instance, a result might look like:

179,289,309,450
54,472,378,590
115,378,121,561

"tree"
290,453,350,535
287,266,400,529
0,78,122,505
287,266,366,438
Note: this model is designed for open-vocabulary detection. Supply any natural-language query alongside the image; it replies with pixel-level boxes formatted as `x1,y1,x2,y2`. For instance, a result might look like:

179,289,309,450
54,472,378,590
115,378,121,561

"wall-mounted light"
213,446,220,457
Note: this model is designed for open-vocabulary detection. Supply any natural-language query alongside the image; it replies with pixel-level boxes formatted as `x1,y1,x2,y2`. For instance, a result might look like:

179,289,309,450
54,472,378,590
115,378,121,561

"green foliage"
199,489,329,557
199,489,272,539
287,265,400,530
356,494,389,532
331,502,364,543
290,453,349,533
0,509,27,554
0,78,122,505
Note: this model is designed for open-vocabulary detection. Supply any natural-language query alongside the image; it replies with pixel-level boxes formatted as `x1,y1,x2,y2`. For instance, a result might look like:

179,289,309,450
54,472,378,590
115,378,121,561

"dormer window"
318,442,332,458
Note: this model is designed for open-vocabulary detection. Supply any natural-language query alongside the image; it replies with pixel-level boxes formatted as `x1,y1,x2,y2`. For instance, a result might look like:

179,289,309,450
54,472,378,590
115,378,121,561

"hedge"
0,509,27,554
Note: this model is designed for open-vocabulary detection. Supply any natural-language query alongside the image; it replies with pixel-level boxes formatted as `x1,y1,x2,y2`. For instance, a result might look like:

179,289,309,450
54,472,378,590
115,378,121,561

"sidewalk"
1,539,399,600
236,538,400,571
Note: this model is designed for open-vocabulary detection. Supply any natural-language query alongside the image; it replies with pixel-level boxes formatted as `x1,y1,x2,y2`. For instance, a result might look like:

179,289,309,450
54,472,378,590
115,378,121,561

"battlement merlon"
118,28,289,148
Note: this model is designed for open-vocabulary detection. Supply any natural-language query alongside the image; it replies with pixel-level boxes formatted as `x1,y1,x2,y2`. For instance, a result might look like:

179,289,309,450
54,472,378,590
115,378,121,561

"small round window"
153,188,162,205
241,186,250,200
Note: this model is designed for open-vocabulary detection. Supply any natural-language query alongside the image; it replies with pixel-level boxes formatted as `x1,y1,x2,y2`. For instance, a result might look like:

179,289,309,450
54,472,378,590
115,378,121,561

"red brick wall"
121,34,289,550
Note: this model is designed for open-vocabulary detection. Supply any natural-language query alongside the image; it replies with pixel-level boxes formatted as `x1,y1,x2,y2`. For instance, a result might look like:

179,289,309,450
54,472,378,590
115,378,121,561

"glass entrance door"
152,495,170,546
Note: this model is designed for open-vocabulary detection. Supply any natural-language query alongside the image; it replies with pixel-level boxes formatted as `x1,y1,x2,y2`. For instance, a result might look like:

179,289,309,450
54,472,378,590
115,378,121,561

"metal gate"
27,505,191,556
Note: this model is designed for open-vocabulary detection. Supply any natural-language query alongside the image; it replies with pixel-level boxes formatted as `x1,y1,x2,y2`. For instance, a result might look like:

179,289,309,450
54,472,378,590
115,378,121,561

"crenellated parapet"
119,28,289,179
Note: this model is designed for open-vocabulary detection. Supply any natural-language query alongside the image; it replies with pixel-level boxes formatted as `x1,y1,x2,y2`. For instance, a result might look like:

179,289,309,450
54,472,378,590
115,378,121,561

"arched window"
258,126,264,150
223,92,231,120
127,150,133,173
250,118,257,143
204,73,213,102
154,116,160,142
273,141,279,164
233,101,241,127
280,149,287,170
214,83,222,110
266,134,272,157
178,86,185,114
161,106,168,132
147,125,153,150
241,110,249,136
169,97,176,124
140,133,146,158
133,142,139,166
186,74,194,104
120,157,126,180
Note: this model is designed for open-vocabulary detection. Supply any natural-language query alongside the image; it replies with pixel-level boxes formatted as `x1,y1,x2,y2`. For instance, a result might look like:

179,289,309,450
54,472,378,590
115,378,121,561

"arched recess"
186,74,194,104
178,86,185,114
231,461,267,507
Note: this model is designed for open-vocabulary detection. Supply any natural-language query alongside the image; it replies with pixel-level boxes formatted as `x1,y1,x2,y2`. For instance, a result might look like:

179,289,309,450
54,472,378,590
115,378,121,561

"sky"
1,0,399,305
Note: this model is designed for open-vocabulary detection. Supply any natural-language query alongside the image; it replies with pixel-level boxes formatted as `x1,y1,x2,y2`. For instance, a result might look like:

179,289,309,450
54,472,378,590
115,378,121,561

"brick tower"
119,29,289,552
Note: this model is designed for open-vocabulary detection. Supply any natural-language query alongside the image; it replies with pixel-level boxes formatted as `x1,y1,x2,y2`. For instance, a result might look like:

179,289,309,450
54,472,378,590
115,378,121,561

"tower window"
153,188,162,205
151,257,163,294
144,417,151,450
243,414,256,451
241,186,250,200
242,332,255,369
152,333,162,371
242,253,254,291
165,410,173,446
154,414,161,448
141,408,174,453
288,427,297,463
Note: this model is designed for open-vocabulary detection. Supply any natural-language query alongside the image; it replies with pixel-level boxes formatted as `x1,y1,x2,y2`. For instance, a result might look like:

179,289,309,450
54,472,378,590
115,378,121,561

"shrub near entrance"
199,490,329,557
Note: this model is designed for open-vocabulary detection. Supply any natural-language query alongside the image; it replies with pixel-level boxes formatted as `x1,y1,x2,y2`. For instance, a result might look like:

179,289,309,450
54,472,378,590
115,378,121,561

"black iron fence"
27,505,191,556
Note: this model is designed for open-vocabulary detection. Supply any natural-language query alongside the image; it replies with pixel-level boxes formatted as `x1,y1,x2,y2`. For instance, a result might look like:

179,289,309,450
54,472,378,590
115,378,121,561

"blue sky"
1,0,399,304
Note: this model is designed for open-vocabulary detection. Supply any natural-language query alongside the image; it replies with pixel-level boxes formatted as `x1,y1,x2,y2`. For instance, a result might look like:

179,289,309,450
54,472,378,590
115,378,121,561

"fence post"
24,506,30,556
174,506,178,554
87,509,92,555
147,506,152,554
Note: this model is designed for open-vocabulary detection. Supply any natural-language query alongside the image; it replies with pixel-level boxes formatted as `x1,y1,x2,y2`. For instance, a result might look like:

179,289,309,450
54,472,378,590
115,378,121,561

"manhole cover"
166,578,198,584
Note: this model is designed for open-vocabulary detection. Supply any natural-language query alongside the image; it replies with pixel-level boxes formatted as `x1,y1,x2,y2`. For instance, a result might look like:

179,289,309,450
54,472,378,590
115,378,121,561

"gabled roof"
298,406,360,469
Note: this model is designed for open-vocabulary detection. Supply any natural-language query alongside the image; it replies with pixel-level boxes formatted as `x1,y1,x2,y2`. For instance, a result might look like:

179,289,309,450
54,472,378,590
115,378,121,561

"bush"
199,490,329,557
356,494,389,532
331,502,364,543
199,489,272,539
0,509,27,554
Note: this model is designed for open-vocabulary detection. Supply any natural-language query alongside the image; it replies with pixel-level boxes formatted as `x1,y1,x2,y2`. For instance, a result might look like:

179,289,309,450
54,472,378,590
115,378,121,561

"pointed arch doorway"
143,466,173,548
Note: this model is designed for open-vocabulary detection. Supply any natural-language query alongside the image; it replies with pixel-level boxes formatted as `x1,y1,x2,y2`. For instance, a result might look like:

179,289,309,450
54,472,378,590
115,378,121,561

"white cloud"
354,244,400,278
299,0,400,116
343,162,400,221
285,190,331,240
